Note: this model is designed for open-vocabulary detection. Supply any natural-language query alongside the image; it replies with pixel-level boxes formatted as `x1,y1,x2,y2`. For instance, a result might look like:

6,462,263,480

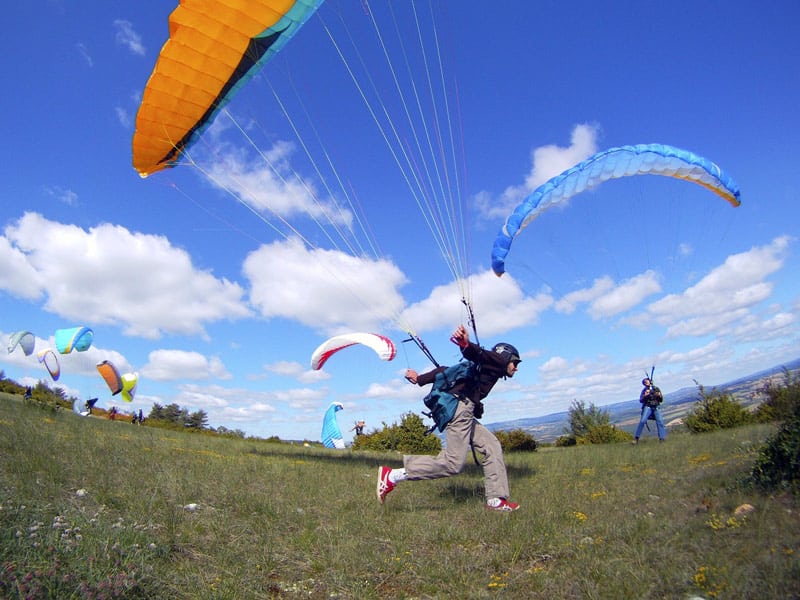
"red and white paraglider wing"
310,333,396,371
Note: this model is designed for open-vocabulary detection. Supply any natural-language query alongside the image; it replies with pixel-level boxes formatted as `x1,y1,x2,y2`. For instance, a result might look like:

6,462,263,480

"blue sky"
1,1,798,442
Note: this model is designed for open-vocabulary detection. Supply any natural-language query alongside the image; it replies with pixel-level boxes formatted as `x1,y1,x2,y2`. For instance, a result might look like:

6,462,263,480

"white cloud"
75,43,93,67
587,271,662,319
401,270,553,337
3,212,252,339
114,20,145,56
115,106,131,129
731,311,796,342
555,271,661,319
265,360,330,384
555,276,615,314
142,349,231,381
476,123,599,221
642,236,791,337
44,186,78,206
0,235,45,300
244,237,407,334
201,133,354,229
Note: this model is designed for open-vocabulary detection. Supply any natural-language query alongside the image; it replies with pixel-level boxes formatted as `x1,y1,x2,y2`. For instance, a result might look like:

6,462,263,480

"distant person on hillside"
377,324,521,511
351,420,365,436
633,377,666,444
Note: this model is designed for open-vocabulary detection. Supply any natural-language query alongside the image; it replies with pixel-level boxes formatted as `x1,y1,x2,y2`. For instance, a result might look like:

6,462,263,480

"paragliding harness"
421,360,479,434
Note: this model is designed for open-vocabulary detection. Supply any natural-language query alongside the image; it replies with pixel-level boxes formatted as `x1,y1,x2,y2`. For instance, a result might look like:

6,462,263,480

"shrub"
566,400,610,438
555,435,577,447
684,382,753,433
750,401,800,492
581,424,634,444
352,412,441,454
753,368,800,423
494,428,538,452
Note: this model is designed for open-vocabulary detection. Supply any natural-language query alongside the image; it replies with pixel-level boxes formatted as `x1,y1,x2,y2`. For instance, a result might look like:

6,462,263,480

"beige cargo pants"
403,399,510,500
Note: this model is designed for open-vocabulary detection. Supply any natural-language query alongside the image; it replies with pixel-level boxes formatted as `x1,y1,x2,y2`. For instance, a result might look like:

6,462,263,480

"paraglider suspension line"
403,333,440,368
462,297,480,348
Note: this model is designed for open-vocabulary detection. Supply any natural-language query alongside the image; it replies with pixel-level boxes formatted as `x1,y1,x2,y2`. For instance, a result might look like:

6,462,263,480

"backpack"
422,360,477,432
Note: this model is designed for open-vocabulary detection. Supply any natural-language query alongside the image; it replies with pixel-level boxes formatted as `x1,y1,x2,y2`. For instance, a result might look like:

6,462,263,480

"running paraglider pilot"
377,325,521,511
351,420,365,436
633,377,666,444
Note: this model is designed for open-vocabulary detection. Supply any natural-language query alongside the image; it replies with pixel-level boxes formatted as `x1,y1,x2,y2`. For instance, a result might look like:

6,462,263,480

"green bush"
494,428,538,452
750,401,800,492
555,435,577,447
753,367,800,423
352,412,441,454
684,382,753,433
580,423,634,444
566,399,610,438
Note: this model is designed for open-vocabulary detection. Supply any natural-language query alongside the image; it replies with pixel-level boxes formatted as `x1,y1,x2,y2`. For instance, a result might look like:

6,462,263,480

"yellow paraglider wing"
120,372,139,403
132,0,323,177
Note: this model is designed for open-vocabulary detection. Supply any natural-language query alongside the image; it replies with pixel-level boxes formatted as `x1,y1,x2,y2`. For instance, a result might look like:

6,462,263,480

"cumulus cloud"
476,123,599,221
202,134,354,229
0,235,45,300
401,270,553,337
555,271,661,319
244,237,407,334
2,212,252,339
142,349,231,381
641,236,791,337
114,19,145,56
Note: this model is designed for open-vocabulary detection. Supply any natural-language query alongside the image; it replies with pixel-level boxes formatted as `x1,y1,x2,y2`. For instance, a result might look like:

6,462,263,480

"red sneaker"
486,498,519,511
377,466,395,504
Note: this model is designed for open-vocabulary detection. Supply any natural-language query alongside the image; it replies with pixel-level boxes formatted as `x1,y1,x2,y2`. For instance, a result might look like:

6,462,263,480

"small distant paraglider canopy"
311,333,396,371
321,402,345,449
54,326,94,354
7,330,36,356
96,360,124,395
37,348,60,381
120,372,139,403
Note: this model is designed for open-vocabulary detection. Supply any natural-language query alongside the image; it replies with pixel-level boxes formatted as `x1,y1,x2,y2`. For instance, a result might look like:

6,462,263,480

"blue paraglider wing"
54,326,94,354
491,143,741,276
321,402,345,449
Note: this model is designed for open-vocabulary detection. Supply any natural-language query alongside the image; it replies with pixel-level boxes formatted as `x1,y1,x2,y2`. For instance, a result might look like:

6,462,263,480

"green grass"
1,392,798,599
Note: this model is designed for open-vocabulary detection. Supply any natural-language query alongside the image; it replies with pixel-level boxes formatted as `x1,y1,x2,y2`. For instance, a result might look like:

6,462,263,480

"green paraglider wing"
491,143,742,276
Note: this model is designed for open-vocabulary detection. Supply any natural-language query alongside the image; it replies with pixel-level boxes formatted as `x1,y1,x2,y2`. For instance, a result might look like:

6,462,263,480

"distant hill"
487,357,800,443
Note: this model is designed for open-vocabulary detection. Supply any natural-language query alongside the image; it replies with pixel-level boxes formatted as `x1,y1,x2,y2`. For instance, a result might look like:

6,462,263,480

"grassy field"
1,392,798,599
